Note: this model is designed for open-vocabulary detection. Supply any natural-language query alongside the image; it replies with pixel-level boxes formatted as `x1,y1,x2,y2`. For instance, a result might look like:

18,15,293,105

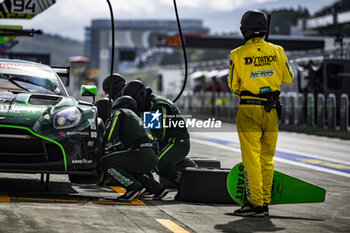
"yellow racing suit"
228,37,294,206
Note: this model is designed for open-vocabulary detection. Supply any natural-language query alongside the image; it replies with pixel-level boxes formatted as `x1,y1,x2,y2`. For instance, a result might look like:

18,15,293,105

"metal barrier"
317,93,325,128
327,94,336,130
287,93,296,125
296,93,305,125
173,91,349,137
280,94,287,125
340,94,349,132
307,93,315,127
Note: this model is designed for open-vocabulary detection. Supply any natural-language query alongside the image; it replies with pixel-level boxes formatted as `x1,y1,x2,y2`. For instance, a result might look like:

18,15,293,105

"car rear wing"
52,66,70,87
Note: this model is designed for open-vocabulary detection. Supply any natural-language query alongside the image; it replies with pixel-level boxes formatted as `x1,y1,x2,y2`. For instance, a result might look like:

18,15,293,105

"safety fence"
164,91,350,139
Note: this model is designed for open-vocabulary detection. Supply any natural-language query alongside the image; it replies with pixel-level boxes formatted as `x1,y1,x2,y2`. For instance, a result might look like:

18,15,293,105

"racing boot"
233,202,264,217
152,187,169,200
118,186,146,202
263,203,269,216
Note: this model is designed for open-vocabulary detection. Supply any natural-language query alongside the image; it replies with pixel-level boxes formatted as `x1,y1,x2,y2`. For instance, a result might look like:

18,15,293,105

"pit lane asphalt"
0,124,349,233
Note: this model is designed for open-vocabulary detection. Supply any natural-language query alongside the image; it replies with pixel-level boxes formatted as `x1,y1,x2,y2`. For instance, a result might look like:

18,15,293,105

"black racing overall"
148,94,196,186
98,108,163,194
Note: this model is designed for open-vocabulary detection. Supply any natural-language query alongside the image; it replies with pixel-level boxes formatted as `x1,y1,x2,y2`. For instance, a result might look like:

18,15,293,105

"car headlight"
53,107,81,129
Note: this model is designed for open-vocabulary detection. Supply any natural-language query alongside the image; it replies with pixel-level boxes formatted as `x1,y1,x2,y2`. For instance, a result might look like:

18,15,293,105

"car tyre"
160,157,221,188
178,167,235,204
96,117,105,159
68,169,104,184
184,157,221,169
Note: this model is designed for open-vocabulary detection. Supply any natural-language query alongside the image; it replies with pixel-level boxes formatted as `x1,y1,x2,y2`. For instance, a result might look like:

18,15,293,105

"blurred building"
304,0,350,36
83,19,209,93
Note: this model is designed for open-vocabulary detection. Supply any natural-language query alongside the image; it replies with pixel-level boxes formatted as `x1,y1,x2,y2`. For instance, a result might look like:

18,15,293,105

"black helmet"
122,80,151,111
240,10,267,41
94,98,112,124
112,96,138,114
102,73,126,100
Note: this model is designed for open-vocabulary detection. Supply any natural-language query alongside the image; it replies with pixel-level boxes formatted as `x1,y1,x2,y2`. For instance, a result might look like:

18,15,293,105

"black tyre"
187,157,221,169
160,157,221,188
159,176,177,189
178,167,234,204
95,117,105,159
69,118,105,185
68,173,103,184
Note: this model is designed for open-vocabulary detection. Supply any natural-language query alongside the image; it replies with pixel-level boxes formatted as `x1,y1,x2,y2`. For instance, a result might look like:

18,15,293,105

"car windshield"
0,62,66,95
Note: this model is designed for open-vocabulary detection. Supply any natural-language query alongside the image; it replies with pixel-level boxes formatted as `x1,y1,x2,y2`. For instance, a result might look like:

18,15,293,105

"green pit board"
227,162,326,205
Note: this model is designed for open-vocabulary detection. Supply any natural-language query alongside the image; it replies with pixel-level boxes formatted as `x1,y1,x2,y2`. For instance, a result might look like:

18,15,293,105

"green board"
227,162,326,205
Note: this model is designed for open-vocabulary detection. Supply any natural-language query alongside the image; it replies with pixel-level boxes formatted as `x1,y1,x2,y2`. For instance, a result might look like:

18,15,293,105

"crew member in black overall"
122,80,197,189
94,73,126,124
98,96,168,201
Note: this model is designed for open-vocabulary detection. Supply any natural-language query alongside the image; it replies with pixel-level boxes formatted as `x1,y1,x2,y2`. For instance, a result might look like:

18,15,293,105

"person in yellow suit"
228,10,294,217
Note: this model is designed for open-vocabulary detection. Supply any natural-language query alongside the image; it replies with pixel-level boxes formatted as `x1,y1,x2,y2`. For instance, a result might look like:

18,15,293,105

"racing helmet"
240,10,267,41
122,80,150,111
102,73,126,100
112,96,138,114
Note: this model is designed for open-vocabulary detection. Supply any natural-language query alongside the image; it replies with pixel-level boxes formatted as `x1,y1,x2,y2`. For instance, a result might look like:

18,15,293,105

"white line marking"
191,138,350,178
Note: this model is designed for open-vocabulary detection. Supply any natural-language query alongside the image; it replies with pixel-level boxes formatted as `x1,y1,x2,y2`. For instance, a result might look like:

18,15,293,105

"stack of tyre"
160,157,235,204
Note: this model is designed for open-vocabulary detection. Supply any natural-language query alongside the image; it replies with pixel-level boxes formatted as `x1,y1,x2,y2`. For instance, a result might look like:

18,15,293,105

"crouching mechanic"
228,10,294,216
98,96,168,201
122,81,197,188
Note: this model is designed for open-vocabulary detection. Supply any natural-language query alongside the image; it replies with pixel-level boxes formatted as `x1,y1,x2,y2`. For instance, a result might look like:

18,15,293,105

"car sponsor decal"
66,131,89,137
0,62,19,69
90,131,97,138
87,141,95,147
0,104,38,113
88,119,96,130
72,159,92,164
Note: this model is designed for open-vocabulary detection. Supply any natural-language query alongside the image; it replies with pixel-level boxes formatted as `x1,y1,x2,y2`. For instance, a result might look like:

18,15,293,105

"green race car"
0,58,104,183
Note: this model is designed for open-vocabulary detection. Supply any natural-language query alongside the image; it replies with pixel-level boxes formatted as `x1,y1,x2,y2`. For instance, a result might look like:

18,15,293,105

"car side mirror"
81,85,97,103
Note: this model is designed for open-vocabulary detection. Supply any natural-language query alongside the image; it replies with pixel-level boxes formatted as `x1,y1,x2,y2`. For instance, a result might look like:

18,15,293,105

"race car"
0,58,104,183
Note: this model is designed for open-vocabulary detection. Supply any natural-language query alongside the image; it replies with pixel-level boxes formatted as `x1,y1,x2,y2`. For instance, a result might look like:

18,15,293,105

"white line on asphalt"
274,157,350,178
191,138,350,178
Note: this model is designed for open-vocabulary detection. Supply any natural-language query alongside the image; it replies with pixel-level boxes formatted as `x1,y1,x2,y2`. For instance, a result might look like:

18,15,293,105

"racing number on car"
13,0,35,13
